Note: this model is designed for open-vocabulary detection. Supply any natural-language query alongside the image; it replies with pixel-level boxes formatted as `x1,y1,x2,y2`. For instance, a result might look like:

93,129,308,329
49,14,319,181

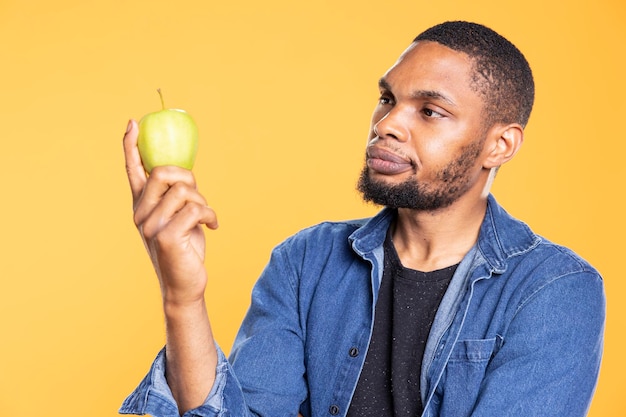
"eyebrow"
378,77,457,107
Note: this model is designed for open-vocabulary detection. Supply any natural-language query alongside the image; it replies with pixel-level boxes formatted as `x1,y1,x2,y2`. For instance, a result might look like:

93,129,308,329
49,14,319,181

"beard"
357,140,484,211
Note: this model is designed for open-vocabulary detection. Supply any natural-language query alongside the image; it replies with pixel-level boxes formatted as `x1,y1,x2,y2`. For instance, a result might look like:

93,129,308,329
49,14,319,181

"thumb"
123,119,147,202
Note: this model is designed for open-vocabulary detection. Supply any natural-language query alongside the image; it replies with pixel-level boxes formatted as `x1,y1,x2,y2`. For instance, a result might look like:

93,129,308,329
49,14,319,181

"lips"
366,146,413,175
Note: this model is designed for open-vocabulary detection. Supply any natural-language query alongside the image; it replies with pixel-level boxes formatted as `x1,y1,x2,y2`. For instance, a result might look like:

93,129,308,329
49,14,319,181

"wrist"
162,295,207,320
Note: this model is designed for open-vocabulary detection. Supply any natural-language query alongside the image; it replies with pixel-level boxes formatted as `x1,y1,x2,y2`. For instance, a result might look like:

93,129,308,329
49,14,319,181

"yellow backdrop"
1,0,624,415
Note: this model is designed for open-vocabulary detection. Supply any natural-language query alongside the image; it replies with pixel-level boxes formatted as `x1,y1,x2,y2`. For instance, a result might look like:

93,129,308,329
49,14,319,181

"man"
120,21,605,417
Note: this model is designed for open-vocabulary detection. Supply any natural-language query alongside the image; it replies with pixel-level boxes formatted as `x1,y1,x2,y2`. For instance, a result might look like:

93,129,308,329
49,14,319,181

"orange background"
1,0,624,416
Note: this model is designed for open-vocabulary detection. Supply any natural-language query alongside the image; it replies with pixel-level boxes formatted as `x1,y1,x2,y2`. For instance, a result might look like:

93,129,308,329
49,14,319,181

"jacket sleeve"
469,271,605,417
227,240,308,416
119,240,307,417
118,345,253,417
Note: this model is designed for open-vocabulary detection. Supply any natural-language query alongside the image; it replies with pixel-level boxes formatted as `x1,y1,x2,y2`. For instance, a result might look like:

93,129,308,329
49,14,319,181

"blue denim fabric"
120,194,605,417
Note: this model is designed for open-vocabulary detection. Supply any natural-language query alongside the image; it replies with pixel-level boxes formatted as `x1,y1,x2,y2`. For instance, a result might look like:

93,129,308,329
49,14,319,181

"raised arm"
123,119,219,414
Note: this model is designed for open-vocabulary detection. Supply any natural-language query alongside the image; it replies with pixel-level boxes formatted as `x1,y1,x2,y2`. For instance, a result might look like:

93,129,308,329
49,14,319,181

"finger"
150,202,219,251
162,202,219,237
123,119,146,201
156,181,208,219
138,182,209,236
134,166,204,226
133,166,198,218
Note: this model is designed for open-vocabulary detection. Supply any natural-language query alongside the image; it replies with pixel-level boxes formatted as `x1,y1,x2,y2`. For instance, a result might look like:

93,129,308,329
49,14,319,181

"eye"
378,94,394,106
423,107,444,118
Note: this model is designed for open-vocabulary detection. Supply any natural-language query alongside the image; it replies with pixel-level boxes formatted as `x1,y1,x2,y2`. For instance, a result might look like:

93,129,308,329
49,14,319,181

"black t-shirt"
346,231,456,417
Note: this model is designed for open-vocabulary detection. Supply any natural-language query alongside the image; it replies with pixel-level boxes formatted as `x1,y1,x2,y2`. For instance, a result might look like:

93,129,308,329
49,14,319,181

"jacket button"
349,347,359,357
329,405,340,415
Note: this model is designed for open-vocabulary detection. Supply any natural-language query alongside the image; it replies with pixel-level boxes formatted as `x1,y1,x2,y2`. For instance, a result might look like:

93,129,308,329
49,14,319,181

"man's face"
358,41,491,211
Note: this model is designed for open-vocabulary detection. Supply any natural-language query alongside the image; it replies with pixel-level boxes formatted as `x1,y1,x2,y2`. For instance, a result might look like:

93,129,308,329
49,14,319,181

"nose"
372,107,410,142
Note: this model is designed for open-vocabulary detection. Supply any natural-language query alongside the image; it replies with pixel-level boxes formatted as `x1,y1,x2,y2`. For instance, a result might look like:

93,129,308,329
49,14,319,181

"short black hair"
414,21,535,128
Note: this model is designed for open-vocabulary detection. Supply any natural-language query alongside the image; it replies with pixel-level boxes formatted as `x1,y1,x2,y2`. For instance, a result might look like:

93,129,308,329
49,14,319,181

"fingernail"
126,119,133,134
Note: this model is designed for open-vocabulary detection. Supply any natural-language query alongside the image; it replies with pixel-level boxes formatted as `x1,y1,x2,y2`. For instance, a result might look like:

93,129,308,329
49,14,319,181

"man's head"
414,21,534,128
358,21,533,211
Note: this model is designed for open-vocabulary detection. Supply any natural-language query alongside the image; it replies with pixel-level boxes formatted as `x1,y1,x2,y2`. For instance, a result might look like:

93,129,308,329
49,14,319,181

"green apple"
137,89,198,173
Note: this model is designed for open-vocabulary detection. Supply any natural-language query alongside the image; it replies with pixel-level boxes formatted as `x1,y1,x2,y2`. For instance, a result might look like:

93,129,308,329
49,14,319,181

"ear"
482,123,524,169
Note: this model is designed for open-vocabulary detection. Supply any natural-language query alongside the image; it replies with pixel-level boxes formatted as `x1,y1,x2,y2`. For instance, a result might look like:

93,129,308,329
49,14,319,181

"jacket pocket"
449,337,497,361
433,337,499,417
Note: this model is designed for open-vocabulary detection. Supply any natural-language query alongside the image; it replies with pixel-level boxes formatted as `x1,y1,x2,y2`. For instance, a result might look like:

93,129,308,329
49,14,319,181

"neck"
391,193,489,272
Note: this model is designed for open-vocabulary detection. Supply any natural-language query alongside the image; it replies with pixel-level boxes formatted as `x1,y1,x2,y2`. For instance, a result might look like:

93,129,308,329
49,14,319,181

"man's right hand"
123,119,219,306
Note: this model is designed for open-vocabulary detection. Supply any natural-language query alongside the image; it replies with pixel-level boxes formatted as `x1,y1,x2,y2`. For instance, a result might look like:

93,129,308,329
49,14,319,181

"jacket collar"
348,208,395,256
477,194,541,274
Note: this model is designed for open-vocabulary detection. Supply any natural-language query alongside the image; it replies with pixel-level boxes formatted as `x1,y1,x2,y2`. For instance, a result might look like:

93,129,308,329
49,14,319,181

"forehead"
382,41,482,107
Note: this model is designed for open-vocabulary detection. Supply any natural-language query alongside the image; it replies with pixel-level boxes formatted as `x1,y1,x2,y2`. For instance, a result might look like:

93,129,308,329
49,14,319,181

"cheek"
421,140,454,164
422,121,480,156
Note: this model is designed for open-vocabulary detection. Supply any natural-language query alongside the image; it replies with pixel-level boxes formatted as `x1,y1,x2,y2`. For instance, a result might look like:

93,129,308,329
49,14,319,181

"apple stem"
157,88,165,110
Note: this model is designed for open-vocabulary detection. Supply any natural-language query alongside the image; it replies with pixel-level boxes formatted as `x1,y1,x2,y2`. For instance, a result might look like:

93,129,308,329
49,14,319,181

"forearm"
164,298,218,415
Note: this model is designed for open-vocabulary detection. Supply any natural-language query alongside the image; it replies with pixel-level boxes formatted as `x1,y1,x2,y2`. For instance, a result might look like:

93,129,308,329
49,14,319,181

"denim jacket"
120,195,605,417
